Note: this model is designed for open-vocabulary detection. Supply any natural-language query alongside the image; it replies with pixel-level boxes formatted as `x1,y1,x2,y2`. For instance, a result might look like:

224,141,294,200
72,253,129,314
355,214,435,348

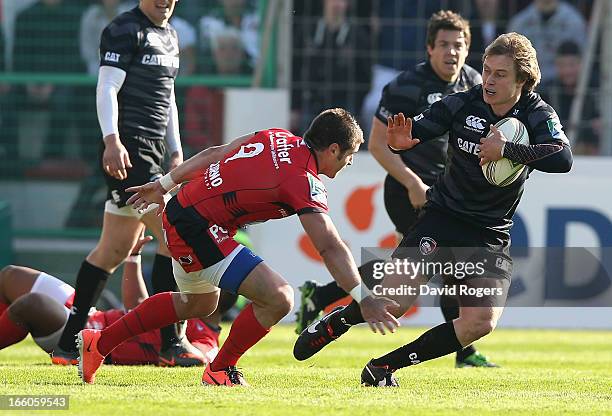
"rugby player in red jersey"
77,108,401,386
0,236,220,364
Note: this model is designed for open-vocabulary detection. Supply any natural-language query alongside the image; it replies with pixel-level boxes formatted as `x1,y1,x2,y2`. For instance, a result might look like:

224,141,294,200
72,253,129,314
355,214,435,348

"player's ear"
328,142,340,156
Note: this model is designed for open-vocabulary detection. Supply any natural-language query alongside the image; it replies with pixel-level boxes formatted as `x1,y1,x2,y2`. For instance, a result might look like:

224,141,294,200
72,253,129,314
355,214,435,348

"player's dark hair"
303,108,363,153
483,32,541,93
426,10,471,49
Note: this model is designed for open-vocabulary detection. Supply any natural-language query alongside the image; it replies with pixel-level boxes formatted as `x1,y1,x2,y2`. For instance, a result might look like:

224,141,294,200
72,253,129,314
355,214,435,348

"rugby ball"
481,117,529,187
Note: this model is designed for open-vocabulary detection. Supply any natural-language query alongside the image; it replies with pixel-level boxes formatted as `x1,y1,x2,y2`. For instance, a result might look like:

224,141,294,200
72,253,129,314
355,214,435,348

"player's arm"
299,212,400,334
480,112,573,173
368,117,429,208
387,99,454,152
121,230,153,310
97,65,132,180
165,85,183,170
125,133,254,213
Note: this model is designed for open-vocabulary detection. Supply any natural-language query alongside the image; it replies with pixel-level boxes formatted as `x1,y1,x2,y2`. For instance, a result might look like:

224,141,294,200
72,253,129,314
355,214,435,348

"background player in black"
295,10,495,368
53,0,204,367
294,33,572,386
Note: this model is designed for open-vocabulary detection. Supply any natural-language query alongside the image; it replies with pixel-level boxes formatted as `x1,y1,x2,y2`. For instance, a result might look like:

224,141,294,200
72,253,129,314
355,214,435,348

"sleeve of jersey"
99,20,138,71
503,111,573,173
283,173,329,215
408,97,455,144
374,81,418,124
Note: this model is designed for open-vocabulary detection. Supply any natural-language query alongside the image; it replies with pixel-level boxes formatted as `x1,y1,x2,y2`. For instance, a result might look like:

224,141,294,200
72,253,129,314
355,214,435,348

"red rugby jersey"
176,129,329,229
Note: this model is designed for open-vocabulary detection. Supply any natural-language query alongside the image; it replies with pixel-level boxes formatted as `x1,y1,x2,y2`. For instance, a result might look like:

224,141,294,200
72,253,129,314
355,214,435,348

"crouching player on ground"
293,34,572,386
0,236,221,364
77,108,400,386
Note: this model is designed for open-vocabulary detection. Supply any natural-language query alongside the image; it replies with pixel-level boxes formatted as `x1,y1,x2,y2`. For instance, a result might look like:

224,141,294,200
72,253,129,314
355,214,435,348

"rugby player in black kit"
53,0,205,367
296,11,496,367
294,33,572,386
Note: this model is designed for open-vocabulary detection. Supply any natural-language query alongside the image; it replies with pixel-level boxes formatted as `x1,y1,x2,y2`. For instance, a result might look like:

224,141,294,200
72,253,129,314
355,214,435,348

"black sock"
151,254,180,349
371,321,463,370
57,261,109,351
313,260,380,309
313,281,347,308
327,300,364,337
439,294,476,360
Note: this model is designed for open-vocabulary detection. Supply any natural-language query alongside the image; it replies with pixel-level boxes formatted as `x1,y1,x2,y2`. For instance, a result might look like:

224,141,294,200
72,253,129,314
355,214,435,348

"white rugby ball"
482,117,529,187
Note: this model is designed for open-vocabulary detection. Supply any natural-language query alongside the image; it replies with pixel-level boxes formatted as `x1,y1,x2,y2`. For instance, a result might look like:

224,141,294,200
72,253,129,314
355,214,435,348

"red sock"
98,292,178,356
0,309,29,350
211,303,270,371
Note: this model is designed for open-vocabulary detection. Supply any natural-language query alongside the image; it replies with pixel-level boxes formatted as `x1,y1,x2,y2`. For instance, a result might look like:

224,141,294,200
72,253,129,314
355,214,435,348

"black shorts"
102,136,166,208
383,176,420,235
392,205,513,281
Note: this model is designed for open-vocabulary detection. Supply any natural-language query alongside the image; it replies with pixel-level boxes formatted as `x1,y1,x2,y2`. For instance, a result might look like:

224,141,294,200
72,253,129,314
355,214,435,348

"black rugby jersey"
411,84,570,233
99,7,179,139
375,61,482,186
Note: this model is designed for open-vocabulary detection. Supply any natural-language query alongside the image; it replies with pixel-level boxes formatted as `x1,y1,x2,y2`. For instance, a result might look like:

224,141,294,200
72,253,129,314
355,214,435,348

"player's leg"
54,210,142,359
189,290,238,362
0,265,42,305
202,260,292,386
77,289,219,383
0,266,72,351
141,210,204,366
0,293,67,351
361,277,508,387
295,260,381,334
441,293,498,367
293,259,423,361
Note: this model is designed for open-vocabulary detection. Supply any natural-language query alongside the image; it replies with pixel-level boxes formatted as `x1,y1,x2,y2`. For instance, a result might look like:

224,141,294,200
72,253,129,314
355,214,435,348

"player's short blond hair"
483,33,541,93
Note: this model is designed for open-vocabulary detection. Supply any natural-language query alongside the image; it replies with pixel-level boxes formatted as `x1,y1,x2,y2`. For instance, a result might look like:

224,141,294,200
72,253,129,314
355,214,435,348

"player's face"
427,29,469,82
482,54,526,115
325,142,361,178
139,0,178,26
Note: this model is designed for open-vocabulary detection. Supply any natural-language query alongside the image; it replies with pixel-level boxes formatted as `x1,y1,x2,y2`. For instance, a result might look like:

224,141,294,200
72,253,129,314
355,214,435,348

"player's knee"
269,284,294,318
9,293,43,319
0,265,18,286
470,317,497,340
181,299,216,318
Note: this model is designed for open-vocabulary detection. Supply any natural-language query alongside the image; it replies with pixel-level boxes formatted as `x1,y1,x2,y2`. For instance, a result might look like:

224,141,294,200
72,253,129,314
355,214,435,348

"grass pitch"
0,325,611,416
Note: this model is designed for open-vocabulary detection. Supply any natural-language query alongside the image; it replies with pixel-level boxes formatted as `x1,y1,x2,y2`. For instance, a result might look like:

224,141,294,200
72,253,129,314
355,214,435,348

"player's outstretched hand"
387,113,420,151
126,180,167,216
359,296,401,335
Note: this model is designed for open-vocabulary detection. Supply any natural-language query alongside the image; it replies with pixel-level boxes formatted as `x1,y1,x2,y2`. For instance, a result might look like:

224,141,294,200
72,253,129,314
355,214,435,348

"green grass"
1,326,611,415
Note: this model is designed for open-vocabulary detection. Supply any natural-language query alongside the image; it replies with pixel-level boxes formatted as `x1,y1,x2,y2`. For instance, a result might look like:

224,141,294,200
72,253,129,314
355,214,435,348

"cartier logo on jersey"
457,137,480,156
465,115,487,133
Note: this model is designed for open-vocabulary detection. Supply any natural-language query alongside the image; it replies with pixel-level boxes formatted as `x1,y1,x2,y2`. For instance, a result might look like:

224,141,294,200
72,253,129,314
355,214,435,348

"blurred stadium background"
0,0,610,327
